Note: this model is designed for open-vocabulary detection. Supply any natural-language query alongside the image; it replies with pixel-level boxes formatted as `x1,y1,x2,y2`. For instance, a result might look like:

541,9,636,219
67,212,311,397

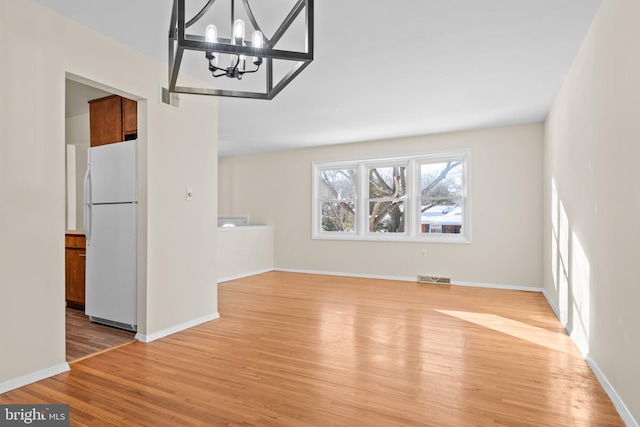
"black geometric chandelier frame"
168,0,314,100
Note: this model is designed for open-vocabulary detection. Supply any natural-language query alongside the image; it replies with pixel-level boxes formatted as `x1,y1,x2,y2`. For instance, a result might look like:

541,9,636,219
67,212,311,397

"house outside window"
312,149,471,243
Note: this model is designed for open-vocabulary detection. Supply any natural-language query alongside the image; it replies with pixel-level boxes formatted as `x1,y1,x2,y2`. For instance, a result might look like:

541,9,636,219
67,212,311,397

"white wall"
65,145,76,229
65,113,89,229
219,123,543,288
0,0,218,388
544,0,640,424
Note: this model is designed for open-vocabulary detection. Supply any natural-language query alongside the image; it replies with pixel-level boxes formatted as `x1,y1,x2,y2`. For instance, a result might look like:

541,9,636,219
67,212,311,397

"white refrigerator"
84,140,137,332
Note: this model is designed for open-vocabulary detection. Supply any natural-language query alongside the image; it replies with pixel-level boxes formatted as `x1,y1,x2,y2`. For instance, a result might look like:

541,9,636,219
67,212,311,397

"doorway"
64,78,137,362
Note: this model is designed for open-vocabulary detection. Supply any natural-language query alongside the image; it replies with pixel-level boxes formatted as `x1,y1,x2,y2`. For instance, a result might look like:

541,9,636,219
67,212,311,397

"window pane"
322,202,355,232
420,200,462,234
369,201,405,233
420,162,463,198
369,166,406,198
320,168,357,200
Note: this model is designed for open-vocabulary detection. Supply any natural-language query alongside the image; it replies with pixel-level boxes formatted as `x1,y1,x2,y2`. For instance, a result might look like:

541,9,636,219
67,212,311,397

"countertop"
217,225,275,232
65,230,85,236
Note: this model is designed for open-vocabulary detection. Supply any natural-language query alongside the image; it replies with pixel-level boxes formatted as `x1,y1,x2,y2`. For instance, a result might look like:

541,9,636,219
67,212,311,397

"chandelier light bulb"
205,24,218,43
252,31,263,49
233,19,245,45
252,31,263,65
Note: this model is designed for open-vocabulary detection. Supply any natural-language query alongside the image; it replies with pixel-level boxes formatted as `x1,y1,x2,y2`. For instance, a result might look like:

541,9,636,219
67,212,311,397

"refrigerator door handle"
84,167,91,205
86,205,92,245
84,168,92,245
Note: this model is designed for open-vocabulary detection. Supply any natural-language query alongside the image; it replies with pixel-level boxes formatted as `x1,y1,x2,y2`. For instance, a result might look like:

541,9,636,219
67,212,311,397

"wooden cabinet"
89,95,137,147
122,97,137,137
65,233,86,310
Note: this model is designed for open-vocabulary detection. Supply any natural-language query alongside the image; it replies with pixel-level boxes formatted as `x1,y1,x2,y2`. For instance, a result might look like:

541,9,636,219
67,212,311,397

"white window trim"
312,148,472,244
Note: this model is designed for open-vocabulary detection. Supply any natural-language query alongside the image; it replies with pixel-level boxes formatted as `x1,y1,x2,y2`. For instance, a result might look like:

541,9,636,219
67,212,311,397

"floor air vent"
90,316,137,332
418,275,451,285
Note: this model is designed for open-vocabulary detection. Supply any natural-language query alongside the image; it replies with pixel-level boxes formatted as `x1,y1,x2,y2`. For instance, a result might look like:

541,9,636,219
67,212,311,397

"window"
319,167,357,233
419,160,463,235
367,163,406,233
312,149,470,243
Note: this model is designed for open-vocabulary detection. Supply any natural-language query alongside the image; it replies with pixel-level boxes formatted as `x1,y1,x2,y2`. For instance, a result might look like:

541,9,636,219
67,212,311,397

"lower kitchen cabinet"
65,233,86,310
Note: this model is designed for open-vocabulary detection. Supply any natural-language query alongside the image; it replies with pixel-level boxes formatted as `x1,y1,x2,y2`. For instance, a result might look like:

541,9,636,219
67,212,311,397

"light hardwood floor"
2,272,624,426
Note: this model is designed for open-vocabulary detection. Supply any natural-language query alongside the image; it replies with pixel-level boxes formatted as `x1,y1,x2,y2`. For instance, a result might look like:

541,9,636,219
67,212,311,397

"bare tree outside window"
368,165,406,233
320,168,356,232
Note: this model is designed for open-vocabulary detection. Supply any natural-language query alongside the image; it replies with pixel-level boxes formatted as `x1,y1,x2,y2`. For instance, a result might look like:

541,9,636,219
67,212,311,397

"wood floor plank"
1,272,624,426
66,308,136,362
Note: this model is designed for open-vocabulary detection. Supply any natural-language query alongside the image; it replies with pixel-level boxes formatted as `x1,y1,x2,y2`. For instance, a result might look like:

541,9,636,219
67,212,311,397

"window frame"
312,148,471,243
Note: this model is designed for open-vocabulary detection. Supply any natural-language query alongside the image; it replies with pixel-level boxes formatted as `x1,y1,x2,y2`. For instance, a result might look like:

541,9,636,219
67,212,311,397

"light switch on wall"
186,187,193,201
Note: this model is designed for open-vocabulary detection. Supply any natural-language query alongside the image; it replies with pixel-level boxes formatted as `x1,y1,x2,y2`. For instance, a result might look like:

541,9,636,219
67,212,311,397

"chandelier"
167,0,314,100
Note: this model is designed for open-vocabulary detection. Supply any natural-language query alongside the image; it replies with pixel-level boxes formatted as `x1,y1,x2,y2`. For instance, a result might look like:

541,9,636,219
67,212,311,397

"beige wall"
544,0,640,423
0,0,218,387
219,123,543,288
218,226,274,282
65,113,89,229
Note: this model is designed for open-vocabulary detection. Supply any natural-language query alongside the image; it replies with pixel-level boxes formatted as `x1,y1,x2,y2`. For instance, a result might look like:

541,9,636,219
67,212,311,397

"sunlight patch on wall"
549,178,593,358
551,179,559,292
558,200,570,327
550,179,569,327
570,232,591,356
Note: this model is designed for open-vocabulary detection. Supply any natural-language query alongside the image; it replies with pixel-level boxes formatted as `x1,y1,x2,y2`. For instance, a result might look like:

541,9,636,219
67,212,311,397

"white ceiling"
37,0,602,156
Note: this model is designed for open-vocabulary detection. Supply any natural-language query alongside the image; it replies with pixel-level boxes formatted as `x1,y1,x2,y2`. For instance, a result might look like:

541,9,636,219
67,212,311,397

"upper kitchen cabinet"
89,95,137,147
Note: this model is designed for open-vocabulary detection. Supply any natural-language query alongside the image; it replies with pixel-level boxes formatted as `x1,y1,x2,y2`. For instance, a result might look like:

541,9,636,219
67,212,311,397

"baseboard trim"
586,356,639,427
135,312,220,343
218,268,274,283
274,267,542,292
275,267,417,283
541,288,573,336
0,363,70,394
541,288,560,318
453,280,542,292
